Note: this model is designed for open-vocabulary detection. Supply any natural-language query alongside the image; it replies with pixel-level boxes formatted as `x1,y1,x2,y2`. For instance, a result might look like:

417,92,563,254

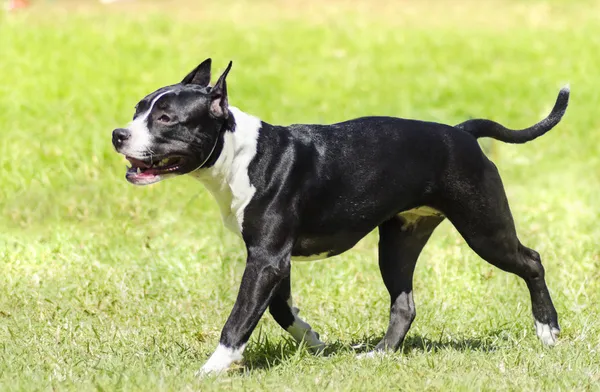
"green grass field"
1,0,599,390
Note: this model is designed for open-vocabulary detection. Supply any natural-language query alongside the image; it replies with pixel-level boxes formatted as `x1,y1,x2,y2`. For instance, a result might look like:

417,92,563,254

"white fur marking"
357,350,386,360
197,343,246,375
535,320,559,346
285,301,325,353
191,107,261,236
287,320,325,353
123,90,173,158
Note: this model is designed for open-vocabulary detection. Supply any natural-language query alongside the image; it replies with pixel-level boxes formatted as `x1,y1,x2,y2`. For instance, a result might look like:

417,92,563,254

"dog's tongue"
125,157,159,184
126,166,160,185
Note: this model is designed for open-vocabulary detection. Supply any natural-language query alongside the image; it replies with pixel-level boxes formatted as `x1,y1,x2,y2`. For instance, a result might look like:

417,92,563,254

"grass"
0,0,599,390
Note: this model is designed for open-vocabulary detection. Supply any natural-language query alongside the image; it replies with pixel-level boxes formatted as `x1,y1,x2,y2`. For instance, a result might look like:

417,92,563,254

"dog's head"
112,58,232,185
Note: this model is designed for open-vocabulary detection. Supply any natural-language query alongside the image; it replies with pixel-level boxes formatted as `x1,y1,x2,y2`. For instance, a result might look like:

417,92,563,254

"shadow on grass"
242,335,300,372
401,333,502,354
243,329,506,371
325,328,506,356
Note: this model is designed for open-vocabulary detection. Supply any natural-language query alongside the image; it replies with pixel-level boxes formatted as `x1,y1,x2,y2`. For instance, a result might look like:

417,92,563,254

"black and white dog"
112,59,569,374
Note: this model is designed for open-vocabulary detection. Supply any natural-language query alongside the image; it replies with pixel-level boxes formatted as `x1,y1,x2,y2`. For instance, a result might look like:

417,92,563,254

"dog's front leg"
198,242,292,375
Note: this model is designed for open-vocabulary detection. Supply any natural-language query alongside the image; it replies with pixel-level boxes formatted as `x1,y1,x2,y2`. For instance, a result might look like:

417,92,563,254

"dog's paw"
195,360,244,377
356,350,386,360
195,359,232,377
535,321,560,346
195,365,223,377
306,331,326,354
196,344,245,377
308,339,326,355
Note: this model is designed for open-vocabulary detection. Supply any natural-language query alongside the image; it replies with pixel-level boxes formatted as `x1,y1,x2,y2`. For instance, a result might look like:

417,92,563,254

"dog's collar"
196,133,220,170
195,117,231,171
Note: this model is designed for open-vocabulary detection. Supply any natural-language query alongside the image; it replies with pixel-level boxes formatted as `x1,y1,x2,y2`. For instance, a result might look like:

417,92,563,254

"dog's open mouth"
125,156,186,185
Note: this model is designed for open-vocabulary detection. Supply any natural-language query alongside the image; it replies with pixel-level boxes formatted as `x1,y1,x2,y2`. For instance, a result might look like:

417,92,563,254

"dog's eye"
157,114,171,123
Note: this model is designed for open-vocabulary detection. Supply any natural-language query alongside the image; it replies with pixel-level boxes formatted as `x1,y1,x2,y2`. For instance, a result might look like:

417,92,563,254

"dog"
112,58,569,374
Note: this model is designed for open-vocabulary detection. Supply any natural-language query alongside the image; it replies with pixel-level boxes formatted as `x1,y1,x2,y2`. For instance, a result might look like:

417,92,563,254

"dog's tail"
455,86,569,144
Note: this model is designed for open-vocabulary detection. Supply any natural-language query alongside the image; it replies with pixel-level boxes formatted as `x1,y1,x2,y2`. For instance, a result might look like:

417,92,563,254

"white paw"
195,344,245,377
535,321,560,346
287,319,326,354
307,336,326,354
357,350,386,360
195,363,226,377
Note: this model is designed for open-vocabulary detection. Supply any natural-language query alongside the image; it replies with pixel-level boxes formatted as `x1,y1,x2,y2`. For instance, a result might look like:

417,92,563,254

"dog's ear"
209,61,233,118
181,58,212,86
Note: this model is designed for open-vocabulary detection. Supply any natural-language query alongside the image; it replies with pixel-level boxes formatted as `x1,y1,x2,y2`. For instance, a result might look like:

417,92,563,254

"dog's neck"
190,107,262,235
192,107,261,182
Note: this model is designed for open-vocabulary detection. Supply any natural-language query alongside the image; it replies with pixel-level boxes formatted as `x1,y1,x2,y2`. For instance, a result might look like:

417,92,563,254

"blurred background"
1,0,598,230
0,0,598,390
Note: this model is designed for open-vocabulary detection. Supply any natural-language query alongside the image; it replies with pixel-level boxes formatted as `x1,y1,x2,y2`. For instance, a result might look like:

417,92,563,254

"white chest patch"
191,107,261,236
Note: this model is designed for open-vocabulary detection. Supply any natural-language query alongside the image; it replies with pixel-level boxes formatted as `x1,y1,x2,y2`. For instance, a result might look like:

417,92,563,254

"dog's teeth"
159,158,169,166
136,167,141,174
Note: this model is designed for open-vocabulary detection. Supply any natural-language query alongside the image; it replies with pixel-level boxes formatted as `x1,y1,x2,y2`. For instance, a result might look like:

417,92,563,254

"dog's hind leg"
269,276,325,353
442,160,560,345
366,214,444,355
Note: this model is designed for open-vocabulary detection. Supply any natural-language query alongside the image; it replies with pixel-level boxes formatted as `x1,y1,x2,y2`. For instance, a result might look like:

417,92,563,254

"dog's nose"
112,128,131,149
